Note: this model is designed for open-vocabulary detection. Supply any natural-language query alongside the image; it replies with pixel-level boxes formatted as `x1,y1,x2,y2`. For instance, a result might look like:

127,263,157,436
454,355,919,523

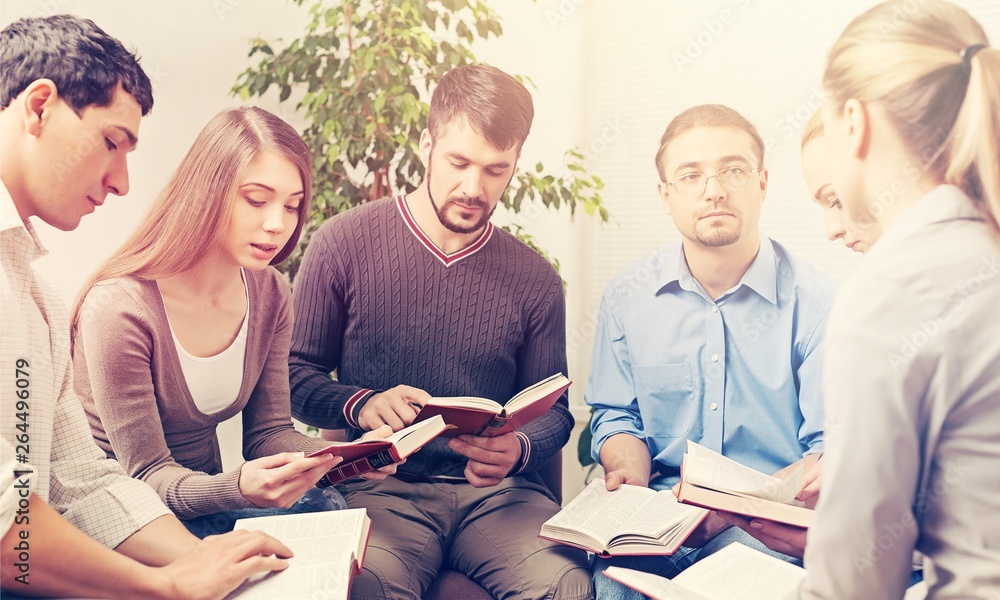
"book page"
505,373,568,412
228,510,368,600
685,441,803,504
425,395,502,412
603,567,713,600
544,480,655,545
672,542,805,600
620,490,707,538
390,414,446,456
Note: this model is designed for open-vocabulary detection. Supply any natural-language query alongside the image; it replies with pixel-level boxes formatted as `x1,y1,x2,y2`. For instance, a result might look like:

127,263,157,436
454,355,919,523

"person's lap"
339,475,592,600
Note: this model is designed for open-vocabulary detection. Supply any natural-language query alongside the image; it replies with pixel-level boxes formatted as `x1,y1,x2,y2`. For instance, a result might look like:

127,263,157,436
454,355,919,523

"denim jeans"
181,486,347,538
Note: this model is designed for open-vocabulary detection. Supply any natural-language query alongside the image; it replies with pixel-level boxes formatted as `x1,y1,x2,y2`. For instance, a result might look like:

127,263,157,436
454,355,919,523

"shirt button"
711,306,719,313
711,354,719,362
710,403,718,411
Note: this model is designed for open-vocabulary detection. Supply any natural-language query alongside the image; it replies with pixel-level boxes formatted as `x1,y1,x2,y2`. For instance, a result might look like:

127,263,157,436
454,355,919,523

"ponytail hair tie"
960,44,987,74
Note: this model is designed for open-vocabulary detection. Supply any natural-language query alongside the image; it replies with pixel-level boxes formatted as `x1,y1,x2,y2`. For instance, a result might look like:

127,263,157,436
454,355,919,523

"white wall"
4,0,996,499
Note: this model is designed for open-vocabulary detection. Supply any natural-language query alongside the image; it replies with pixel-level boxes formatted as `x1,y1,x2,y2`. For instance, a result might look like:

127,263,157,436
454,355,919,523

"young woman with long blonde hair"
71,107,389,536
796,1,1000,597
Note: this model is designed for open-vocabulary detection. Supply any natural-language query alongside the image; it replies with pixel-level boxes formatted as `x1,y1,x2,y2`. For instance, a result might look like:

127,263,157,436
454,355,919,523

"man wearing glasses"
584,104,835,598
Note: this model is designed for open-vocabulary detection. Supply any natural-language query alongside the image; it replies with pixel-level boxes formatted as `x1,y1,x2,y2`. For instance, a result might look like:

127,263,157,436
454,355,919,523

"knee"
549,563,594,600
517,547,594,600
349,545,422,600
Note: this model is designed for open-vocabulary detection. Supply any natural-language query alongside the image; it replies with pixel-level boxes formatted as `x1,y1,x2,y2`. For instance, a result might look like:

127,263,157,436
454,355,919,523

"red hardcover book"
411,373,571,437
307,415,447,486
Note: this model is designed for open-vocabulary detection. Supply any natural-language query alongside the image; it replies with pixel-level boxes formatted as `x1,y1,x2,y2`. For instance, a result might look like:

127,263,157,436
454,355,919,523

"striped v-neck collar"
395,194,494,267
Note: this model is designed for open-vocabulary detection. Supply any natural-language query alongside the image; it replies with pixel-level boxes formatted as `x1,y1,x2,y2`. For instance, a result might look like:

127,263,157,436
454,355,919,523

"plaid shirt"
1,183,169,547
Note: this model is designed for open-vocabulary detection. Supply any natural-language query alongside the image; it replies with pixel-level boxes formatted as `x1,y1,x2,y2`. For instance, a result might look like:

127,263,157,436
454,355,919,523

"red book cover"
411,374,571,437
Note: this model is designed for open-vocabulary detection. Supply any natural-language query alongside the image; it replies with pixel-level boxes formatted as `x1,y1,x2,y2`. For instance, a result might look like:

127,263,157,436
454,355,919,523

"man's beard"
427,165,498,234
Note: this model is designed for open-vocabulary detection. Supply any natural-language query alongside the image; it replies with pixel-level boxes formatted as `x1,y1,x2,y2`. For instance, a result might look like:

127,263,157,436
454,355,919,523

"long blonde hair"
822,0,1000,231
71,106,312,333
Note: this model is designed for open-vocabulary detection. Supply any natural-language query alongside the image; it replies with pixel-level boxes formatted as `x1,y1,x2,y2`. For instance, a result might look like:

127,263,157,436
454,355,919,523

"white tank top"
166,270,248,415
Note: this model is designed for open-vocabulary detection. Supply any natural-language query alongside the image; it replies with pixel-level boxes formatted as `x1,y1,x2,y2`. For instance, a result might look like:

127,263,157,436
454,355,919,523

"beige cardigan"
73,268,328,519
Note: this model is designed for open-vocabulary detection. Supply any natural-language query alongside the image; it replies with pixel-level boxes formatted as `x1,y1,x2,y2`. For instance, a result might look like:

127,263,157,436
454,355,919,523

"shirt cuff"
343,389,377,429
511,432,531,475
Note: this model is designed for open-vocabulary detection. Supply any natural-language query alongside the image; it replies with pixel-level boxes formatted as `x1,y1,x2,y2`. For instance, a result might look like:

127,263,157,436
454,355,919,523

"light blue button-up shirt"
586,236,835,474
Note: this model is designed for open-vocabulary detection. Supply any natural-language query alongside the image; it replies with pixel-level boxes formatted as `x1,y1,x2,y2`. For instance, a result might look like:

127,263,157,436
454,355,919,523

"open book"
538,479,709,556
411,373,571,437
307,415,446,486
603,542,805,600
228,509,371,600
676,441,813,529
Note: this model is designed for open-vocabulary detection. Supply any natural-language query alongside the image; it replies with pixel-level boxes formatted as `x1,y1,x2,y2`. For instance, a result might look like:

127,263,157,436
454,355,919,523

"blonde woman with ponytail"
71,107,391,537
796,1,1000,598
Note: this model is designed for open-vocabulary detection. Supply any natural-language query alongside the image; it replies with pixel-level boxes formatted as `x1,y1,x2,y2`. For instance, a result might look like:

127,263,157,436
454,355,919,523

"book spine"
479,414,512,437
319,449,400,487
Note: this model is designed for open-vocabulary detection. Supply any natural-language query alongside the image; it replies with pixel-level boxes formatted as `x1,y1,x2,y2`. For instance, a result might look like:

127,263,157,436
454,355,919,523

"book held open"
411,373,571,437
538,479,709,556
307,415,447,486
603,542,806,600
676,441,813,529
227,509,371,600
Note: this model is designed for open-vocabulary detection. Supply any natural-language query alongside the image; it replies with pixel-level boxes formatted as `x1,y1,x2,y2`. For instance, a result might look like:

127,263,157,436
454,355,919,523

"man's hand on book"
157,529,293,600
239,452,340,508
719,513,807,559
359,385,431,431
600,434,652,491
449,432,521,487
773,453,822,506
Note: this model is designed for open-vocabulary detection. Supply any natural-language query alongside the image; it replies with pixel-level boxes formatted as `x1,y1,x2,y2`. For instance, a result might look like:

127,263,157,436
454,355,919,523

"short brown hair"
428,64,534,151
654,104,765,180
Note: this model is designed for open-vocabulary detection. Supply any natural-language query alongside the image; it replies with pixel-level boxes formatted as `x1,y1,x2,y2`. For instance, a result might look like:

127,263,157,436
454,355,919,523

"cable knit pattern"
74,269,330,519
290,196,574,477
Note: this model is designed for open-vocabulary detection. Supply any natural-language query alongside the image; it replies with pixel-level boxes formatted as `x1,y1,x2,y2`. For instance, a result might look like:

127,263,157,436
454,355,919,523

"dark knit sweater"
289,195,573,478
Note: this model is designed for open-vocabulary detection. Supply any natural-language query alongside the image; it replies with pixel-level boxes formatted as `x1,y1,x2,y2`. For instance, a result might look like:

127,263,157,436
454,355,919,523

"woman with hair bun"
799,0,1000,597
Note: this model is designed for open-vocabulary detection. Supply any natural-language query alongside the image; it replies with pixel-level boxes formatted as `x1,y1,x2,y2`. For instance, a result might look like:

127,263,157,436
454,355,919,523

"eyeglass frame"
661,166,766,196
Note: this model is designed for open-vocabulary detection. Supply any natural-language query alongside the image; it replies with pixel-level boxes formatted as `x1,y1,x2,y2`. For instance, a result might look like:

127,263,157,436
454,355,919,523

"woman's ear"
842,98,870,161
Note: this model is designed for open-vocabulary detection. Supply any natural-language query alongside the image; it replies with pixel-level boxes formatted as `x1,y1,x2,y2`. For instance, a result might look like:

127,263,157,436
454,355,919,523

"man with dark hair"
586,104,835,598
289,64,593,599
1,15,292,598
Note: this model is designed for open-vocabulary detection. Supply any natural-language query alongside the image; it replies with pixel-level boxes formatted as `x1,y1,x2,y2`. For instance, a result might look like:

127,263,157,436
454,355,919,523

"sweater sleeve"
76,282,255,519
242,272,330,459
289,221,375,430
511,271,574,474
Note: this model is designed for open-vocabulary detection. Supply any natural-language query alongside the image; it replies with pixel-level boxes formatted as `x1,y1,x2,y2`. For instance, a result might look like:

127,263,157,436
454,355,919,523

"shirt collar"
0,181,48,263
868,184,986,258
654,234,778,305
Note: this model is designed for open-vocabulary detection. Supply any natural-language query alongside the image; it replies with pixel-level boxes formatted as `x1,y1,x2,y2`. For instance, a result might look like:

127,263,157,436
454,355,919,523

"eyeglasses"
663,166,764,196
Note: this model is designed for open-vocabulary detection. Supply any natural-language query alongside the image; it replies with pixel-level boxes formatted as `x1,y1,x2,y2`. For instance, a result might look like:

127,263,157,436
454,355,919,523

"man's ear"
757,167,769,202
843,99,870,160
657,180,673,216
418,128,433,167
20,79,59,137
